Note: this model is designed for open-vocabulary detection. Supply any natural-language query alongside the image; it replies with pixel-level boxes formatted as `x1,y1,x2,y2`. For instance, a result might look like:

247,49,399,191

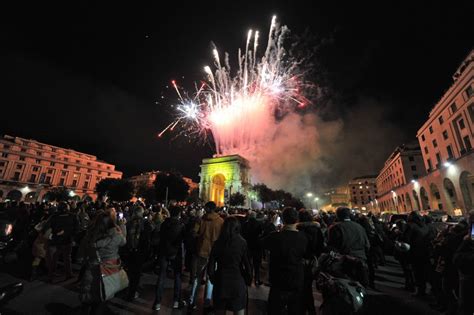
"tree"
96,178,134,202
136,184,157,203
186,187,200,204
154,172,190,203
252,184,275,209
45,187,71,202
229,192,246,207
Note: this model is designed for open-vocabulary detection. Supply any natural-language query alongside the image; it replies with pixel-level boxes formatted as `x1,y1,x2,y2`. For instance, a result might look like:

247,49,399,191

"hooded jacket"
196,212,224,258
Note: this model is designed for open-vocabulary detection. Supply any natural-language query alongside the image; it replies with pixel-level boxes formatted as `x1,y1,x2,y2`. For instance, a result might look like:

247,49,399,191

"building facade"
348,175,378,210
128,171,198,194
321,186,350,211
0,135,122,202
376,143,427,212
375,50,474,215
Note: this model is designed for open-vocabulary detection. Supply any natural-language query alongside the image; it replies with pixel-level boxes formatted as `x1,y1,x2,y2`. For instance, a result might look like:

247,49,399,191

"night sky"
1,1,472,189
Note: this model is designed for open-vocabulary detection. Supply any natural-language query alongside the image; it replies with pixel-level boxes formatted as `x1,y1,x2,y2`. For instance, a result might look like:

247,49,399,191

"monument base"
199,155,251,207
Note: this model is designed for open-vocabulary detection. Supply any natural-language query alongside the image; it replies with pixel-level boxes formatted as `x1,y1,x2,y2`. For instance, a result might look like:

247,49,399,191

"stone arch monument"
199,155,251,207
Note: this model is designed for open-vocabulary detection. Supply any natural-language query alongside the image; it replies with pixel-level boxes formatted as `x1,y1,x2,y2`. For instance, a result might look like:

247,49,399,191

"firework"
161,16,308,155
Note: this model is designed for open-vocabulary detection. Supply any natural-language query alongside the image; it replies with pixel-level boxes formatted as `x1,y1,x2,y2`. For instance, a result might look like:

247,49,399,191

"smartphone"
470,222,474,240
118,213,124,220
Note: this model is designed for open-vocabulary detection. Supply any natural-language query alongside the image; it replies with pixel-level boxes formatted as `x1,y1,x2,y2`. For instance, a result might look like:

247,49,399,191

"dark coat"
241,217,263,251
453,239,474,314
297,221,325,258
208,235,251,300
327,220,370,262
158,217,184,258
43,212,79,245
262,228,307,291
403,220,431,261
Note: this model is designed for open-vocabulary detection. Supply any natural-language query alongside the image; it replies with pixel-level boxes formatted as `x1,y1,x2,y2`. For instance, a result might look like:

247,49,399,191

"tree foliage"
44,187,71,202
96,178,134,201
229,192,246,206
154,172,190,202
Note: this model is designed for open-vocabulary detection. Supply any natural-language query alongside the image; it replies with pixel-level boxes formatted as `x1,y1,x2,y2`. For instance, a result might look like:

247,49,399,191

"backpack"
316,272,366,314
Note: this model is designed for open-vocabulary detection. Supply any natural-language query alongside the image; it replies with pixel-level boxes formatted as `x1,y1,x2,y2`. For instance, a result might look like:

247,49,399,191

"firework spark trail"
160,16,309,156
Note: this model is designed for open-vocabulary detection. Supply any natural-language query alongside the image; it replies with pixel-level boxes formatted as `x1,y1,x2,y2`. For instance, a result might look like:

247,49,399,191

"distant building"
348,175,378,210
376,143,426,212
128,170,198,193
374,50,474,215
0,135,122,202
321,186,350,211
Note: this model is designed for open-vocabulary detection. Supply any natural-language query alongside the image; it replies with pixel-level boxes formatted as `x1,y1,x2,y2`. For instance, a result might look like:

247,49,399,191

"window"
427,159,433,170
421,134,425,141
429,126,433,134
424,146,429,154
12,172,20,180
72,180,77,187
37,152,42,156
432,139,438,148
61,171,67,176
19,156,25,161
47,169,53,174
436,153,441,167
20,148,26,152
76,167,80,171
0,161,5,166
16,164,23,170
29,174,36,182
447,145,454,159
442,130,448,140
50,161,55,166
459,118,466,130
107,172,111,176
76,160,80,164
64,157,69,161
438,116,444,124
83,182,89,189
1,153,7,158
450,102,457,113
51,154,56,159
466,86,474,98
411,165,417,171
32,166,39,172
64,165,68,169
45,176,51,184
59,178,65,186
87,162,91,166
409,156,414,162
464,136,472,151
87,169,91,173
35,159,41,164
73,173,78,178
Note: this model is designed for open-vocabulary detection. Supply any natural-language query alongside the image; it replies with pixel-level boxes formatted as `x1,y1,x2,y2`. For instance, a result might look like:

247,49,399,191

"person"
153,205,185,311
125,205,147,300
262,207,307,315
392,219,414,291
189,201,224,309
241,211,263,285
453,210,474,315
403,211,432,297
207,216,251,315
78,210,126,314
327,207,370,286
297,209,325,315
43,201,79,282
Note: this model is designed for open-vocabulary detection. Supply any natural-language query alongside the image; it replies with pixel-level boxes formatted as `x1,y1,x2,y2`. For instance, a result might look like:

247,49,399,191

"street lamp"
314,197,319,210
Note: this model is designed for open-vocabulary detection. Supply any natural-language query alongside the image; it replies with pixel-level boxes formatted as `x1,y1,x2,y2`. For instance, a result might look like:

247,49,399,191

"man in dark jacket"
43,201,78,282
153,205,185,311
403,211,432,296
263,207,307,315
328,207,370,262
241,211,264,285
327,207,370,286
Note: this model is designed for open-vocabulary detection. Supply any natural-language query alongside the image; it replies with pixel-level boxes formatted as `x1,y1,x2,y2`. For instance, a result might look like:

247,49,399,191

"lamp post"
314,197,319,210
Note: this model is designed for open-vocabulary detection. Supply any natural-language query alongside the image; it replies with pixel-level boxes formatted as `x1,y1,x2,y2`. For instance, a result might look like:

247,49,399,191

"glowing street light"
69,190,75,197
306,192,313,197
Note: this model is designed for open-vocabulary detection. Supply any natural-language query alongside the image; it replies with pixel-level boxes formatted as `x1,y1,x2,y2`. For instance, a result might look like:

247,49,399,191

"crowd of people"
0,198,473,315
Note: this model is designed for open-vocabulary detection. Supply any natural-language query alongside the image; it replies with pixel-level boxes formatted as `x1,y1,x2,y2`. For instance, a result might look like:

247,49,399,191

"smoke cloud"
240,98,406,197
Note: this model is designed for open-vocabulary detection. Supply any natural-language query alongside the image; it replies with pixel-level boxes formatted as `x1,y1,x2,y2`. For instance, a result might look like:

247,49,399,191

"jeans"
189,255,213,305
154,255,182,304
47,243,73,279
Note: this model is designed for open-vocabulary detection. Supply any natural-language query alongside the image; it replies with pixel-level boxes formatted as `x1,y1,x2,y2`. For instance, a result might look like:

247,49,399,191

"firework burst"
160,16,309,155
